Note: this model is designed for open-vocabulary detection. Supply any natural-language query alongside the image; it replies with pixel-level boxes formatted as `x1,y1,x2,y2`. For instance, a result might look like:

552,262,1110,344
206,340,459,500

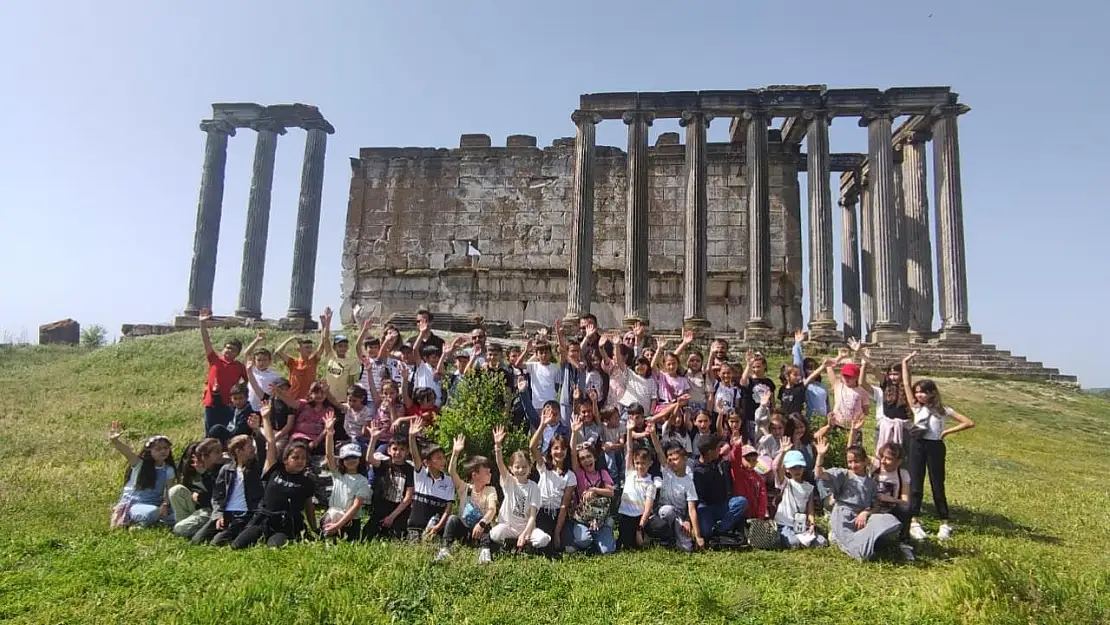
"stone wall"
342,130,803,331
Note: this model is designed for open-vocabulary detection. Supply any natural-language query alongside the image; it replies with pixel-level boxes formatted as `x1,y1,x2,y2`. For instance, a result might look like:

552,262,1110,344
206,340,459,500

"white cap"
338,443,363,459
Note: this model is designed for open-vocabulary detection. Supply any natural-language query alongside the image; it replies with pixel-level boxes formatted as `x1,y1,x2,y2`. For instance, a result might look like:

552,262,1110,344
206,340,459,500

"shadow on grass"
944,505,1062,545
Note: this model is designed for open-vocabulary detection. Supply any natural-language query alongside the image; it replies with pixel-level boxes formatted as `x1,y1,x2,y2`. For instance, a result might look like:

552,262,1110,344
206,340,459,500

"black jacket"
211,433,267,519
184,464,224,509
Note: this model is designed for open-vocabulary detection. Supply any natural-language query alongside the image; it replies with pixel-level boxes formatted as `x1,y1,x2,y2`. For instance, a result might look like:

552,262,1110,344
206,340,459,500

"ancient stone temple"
341,86,1074,383
178,102,334,330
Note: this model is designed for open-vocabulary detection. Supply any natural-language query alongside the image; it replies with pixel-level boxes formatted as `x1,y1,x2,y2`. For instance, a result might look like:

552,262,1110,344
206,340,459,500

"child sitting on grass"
489,425,550,556
772,443,826,549
193,431,266,546
319,414,371,541
436,434,497,564
108,422,175,529
364,428,414,541
168,438,225,539
814,438,902,562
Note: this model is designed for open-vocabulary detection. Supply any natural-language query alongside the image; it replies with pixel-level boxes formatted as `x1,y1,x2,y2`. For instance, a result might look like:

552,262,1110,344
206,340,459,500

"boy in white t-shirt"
489,426,549,554
245,348,283,411
617,421,657,551
645,427,703,552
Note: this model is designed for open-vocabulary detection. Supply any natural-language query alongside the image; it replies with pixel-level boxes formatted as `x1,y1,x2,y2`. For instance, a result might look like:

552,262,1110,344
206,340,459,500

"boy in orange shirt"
275,308,330,400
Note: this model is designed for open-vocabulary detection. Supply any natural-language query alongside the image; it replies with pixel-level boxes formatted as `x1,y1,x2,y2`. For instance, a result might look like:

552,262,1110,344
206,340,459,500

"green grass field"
1,331,1108,625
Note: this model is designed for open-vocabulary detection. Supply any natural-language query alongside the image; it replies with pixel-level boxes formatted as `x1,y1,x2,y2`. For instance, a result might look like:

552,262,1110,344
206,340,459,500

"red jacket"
728,447,768,519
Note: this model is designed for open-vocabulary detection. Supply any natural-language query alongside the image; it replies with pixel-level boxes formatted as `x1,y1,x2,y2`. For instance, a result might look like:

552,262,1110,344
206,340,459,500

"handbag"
747,518,781,550
573,495,611,531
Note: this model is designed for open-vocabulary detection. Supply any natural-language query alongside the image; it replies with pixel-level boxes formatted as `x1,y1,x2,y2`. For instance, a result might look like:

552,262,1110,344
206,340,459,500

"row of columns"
183,115,333,323
565,102,972,342
839,104,973,340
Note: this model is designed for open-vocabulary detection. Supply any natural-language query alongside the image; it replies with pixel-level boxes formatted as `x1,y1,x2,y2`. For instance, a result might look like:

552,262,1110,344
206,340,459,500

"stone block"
459,134,492,148
39,319,79,345
506,134,537,148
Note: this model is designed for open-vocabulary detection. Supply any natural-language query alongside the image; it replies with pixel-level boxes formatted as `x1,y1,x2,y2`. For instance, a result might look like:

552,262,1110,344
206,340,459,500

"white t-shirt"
249,367,283,411
526,361,561,411
498,475,540,532
714,383,740,415
329,472,372,518
912,405,953,441
536,467,573,510
619,371,657,409
655,466,698,510
360,357,402,393
344,405,373,440
618,471,657,517
413,362,443,406
774,479,814,526
875,467,911,507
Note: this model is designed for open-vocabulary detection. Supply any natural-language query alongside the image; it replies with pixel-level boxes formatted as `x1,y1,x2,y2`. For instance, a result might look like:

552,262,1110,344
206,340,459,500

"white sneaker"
909,522,928,541
899,542,916,561
937,523,953,541
433,547,451,563
477,548,492,564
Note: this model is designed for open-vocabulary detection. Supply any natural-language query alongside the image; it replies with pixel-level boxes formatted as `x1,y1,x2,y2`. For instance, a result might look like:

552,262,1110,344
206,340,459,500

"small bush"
435,370,529,461
810,411,847,468
80,325,107,349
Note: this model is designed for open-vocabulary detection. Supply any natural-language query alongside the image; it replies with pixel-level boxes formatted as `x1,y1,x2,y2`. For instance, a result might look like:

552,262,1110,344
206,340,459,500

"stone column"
622,110,653,325
863,109,904,339
744,110,775,341
681,109,713,329
901,130,934,337
858,174,874,337
565,111,601,322
805,111,840,341
285,121,333,324
235,118,285,319
840,192,862,340
892,145,909,330
932,104,975,339
184,119,235,316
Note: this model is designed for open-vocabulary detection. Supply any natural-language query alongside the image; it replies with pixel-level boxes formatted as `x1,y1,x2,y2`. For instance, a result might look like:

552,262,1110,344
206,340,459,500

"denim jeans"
696,496,747,539
562,518,616,554
203,404,233,435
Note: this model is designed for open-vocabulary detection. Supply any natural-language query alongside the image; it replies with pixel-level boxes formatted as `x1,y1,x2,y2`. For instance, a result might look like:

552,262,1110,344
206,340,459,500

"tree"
435,370,528,461
81,325,107,349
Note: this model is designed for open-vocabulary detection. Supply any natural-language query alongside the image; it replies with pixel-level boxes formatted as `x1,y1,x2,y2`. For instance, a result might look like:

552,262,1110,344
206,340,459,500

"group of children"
108,308,975,563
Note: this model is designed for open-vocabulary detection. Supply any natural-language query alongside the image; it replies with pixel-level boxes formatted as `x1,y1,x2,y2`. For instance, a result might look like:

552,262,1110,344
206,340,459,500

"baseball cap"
784,450,807,469
333,335,349,345
338,443,362,459
741,444,758,457
840,363,860,378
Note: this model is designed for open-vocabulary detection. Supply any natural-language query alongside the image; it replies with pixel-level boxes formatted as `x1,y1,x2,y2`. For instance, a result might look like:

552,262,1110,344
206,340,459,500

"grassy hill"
1,331,1108,625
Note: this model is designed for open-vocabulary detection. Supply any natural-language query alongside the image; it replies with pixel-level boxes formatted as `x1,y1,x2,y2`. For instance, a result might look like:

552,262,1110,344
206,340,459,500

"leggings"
908,438,948,519
192,511,252,546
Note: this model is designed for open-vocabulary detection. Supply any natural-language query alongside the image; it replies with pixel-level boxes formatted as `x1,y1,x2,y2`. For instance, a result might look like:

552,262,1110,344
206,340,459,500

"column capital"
802,109,831,122
931,103,971,118
892,142,905,164
858,107,899,126
838,193,858,207
621,110,655,126
679,110,714,127
249,117,287,135
571,110,602,125
902,129,932,145
741,108,771,124
301,118,335,133
199,119,236,136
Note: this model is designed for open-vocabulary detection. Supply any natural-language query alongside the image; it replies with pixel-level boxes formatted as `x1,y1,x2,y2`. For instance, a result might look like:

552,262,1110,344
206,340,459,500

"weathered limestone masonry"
337,85,1073,382
177,103,334,331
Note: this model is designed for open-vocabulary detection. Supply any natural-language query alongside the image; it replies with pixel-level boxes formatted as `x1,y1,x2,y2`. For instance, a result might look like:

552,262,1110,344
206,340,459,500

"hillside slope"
0,332,1108,625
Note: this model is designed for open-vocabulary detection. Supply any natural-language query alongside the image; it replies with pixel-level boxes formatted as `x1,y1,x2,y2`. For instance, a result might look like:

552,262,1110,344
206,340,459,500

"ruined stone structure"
179,103,334,329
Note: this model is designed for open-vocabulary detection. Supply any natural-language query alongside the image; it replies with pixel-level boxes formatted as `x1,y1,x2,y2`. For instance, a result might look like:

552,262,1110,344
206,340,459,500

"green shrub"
809,411,847,468
435,370,529,461
80,325,107,349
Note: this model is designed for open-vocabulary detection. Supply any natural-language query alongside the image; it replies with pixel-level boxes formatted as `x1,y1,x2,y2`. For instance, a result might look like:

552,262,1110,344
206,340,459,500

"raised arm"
274,336,296,364
673,329,695,357
512,340,533,370
353,319,373,351
792,330,805,371
530,409,558,467
107,421,141,466
569,414,583,472
739,350,754,386
198,309,215,356
398,362,414,410
813,436,829,481
648,423,665,466
492,426,509,477
554,318,568,364
804,357,833,386
408,418,425,472
364,426,385,468
310,308,332,361
902,352,917,407
448,434,466,490
650,336,666,371
772,437,791,483
323,412,337,473
625,420,636,470
242,331,265,361
261,401,278,474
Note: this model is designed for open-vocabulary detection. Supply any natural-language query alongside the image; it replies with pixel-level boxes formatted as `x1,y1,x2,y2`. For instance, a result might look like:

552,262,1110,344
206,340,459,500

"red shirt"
204,351,247,407
728,447,768,519
405,405,439,426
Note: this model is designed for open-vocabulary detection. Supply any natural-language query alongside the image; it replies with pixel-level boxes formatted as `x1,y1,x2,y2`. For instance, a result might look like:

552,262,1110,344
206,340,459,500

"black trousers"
617,513,643,551
320,515,362,542
443,515,491,549
231,512,304,549
363,501,409,540
908,438,949,519
192,511,252,546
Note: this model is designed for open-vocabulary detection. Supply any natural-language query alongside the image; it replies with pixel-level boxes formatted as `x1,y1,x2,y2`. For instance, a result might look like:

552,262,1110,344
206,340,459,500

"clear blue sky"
2,1,1107,386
